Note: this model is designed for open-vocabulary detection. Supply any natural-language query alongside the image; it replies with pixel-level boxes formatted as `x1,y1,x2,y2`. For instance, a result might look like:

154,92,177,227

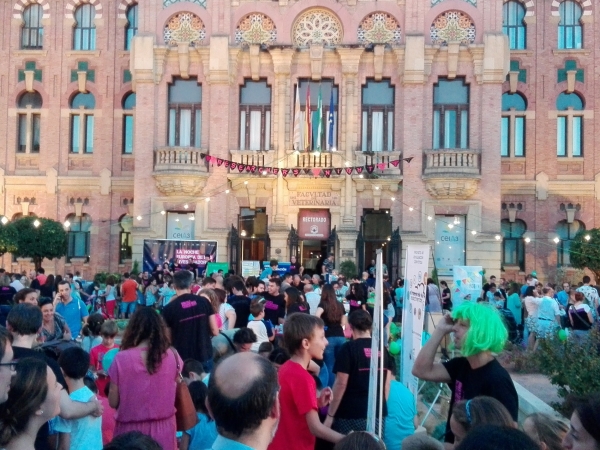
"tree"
0,222,18,256
12,216,67,269
569,228,600,282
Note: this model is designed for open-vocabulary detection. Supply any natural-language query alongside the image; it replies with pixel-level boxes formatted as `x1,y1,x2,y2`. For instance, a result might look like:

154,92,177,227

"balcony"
228,150,275,174
153,147,209,196
354,150,403,177
284,151,345,173
422,148,481,199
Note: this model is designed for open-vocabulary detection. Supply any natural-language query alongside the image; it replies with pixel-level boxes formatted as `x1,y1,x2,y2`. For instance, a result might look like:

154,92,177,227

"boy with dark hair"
89,320,119,397
182,359,206,384
269,313,344,450
57,347,103,450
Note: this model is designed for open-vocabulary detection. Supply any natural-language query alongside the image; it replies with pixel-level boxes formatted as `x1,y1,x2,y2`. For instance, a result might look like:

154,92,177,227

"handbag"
172,348,198,432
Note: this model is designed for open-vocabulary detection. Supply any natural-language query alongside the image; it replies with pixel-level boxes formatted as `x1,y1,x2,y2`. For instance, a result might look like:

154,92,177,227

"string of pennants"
199,153,414,178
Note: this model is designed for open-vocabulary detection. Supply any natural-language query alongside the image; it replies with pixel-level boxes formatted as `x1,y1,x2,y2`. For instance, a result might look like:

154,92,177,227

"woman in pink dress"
108,307,181,450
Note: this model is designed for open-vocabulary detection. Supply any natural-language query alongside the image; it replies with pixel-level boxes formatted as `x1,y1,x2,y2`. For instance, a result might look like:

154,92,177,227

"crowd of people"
0,263,596,450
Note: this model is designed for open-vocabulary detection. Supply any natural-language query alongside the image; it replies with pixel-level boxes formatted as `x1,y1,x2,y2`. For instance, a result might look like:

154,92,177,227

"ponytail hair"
0,358,48,446
81,313,105,337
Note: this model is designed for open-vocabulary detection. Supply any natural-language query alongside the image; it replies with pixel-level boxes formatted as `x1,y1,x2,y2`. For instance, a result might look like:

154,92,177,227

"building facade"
0,0,593,282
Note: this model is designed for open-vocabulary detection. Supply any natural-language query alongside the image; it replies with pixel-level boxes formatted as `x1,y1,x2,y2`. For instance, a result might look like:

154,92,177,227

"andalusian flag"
315,87,323,151
328,88,335,150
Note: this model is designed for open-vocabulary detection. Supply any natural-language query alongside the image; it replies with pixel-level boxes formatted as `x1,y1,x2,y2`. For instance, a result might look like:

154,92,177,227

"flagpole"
328,88,335,151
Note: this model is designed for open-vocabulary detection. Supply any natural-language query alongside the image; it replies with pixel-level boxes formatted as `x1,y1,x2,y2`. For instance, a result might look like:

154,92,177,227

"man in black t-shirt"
262,278,285,326
412,301,518,444
163,270,219,373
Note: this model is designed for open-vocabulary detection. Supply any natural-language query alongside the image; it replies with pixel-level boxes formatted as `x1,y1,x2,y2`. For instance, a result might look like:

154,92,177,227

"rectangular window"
501,117,509,157
361,79,394,152
32,114,40,153
433,78,469,149
239,80,271,151
22,5,43,50
18,115,28,153
572,116,582,156
168,79,202,147
70,114,94,153
514,116,524,157
123,115,134,154
71,115,80,153
68,232,90,258
119,231,133,263
73,5,96,51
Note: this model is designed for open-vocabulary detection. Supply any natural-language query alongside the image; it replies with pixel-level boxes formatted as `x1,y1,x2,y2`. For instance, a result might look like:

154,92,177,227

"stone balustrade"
153,147,209,173
422,148,481,177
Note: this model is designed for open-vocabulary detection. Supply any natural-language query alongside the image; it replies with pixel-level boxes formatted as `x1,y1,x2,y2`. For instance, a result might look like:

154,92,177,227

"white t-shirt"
247,319,269,352
219,303,235,330
305,292,321,315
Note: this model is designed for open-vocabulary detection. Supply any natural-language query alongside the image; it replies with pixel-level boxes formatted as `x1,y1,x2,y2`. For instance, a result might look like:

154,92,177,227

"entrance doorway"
300,239,327,276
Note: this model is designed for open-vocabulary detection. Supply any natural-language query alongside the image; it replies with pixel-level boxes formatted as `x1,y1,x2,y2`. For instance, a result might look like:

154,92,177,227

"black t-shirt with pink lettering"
163,293,214,363
333,338,391,419
262,293,285,325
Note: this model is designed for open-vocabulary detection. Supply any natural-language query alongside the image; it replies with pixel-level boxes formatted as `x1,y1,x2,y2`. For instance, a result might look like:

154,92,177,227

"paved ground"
509,370,562,407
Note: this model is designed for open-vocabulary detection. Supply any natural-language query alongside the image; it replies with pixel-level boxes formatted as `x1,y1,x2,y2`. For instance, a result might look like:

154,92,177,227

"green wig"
451,301,508,357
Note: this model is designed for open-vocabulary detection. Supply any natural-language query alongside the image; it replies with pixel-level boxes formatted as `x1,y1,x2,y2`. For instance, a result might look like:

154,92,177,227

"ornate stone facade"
163,12,205,47
430,10,476,45
235,13,277,46
357,12,402,46
292,9,343,47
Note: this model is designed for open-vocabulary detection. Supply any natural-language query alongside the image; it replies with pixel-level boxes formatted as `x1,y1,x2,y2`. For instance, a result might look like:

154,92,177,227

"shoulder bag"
172,348,198,432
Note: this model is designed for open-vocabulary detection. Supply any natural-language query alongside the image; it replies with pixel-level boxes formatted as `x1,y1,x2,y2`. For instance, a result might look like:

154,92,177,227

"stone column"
336,48,363,227
269,48,294,228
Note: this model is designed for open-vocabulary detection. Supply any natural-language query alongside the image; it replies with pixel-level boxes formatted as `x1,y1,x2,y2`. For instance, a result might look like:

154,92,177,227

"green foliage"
93,272,122,285
534,330,600,414
12,217,67,269
570,228,600,282
339,259,358,280
0,222,18,256
131,260,140,276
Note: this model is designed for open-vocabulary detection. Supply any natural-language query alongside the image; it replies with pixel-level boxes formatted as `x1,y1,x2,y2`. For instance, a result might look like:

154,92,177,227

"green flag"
315,87,323,151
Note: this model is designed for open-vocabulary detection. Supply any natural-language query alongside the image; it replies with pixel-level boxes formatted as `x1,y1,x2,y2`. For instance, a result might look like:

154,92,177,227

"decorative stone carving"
163,0,206,8
424,178,480,199
431,0,476,6
292,9,343,47
154,174,207,196
309,44,324,80
163,12,205,47
357,12,401,46
235,13,277,46
430,10,475,46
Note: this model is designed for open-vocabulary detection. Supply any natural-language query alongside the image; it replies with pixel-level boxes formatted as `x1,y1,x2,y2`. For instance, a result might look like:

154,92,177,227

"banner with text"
298,209,331,240
434,216,465,277
401,245,430,398
143,239,217,275
452,266,483,309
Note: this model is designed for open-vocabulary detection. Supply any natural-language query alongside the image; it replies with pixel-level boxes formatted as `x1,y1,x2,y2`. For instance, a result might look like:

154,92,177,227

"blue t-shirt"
384,380,416,449
556,291,569,307
54,386,102,450
55,298,89,338
186,412,218,449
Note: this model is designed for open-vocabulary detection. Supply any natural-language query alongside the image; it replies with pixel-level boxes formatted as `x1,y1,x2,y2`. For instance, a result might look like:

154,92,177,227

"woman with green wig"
412,301,518,446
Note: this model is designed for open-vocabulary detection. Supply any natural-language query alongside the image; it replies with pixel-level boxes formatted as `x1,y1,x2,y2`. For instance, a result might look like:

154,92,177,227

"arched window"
66,214,92,260
558,0,582,49
70,92,96,154
125,4,138,50
17,91,43,153
556,220,584,266
556,92,584,157
503,1,526,50
501,92,526,157
501,219,526,269
73,4,96,50
21,4,43,49
119,215,133,262
122,93,136,154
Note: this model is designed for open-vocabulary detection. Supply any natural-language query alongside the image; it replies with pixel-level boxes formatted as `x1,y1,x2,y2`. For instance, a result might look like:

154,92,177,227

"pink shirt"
108,347,181,423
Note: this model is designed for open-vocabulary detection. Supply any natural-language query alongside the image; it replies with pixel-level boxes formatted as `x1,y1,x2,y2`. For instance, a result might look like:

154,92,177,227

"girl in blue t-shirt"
180,381,218,450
